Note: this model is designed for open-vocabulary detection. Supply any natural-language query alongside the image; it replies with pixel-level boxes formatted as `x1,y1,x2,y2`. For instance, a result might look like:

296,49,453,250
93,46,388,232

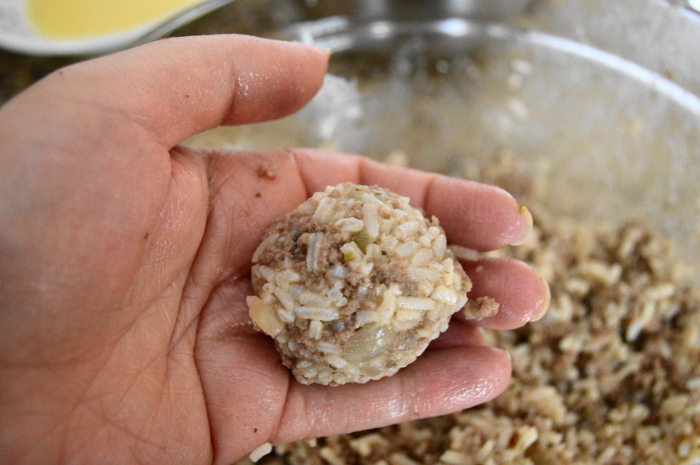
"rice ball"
246,183,472,385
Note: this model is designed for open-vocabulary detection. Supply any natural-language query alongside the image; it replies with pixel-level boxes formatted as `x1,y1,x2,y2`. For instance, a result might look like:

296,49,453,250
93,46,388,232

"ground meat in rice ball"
246,183,473,385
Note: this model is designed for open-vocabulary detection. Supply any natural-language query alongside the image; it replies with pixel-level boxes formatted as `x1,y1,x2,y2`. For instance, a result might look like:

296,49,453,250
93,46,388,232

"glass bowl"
186,0,700,275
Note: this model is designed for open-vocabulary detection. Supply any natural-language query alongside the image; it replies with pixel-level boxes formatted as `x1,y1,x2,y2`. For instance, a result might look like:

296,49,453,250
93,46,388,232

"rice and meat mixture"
247,182,473,386
242,160,700,465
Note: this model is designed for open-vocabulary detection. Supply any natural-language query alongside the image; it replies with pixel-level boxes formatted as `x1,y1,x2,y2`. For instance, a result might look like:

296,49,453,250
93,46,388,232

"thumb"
5,34,330,149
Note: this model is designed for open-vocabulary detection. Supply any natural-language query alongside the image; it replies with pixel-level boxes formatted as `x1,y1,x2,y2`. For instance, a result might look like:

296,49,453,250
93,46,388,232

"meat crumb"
462,296,500,320
258,163,280,179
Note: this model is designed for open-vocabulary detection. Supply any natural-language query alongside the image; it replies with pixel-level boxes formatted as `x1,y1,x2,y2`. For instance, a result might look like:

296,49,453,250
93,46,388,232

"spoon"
0,0,234,56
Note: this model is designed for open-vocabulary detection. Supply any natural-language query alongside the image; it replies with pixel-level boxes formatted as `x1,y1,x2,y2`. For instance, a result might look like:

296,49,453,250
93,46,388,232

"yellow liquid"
27,0,202,39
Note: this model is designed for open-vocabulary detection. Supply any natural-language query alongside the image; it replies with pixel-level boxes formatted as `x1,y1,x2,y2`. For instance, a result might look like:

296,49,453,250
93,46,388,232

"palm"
0,36,548,465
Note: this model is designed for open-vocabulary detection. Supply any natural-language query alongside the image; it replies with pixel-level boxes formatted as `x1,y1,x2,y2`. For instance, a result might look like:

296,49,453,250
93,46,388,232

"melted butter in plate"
27,0,203,39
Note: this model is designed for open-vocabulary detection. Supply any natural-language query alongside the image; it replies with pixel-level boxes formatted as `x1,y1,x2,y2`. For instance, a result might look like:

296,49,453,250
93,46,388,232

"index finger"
293,149,533,251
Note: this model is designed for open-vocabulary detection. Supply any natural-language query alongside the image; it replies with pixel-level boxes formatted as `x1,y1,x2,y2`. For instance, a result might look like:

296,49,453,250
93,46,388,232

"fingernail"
305,41,333,56
531,275,551,321
474,325,485,342
489,346,511,366
289,40,332,56
511,205,533,246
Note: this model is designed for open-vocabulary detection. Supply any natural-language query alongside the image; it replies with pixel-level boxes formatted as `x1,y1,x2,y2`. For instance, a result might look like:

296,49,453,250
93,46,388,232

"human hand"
0,35,549,464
